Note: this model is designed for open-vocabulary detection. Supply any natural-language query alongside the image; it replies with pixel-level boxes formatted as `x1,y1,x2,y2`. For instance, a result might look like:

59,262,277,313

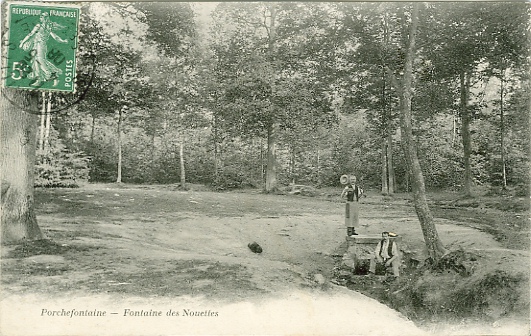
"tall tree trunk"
398,3,447,261
90,114,96,144
213,114,219,180
44,92,52,151
151,131,157,164
264,4,278,193
460,71,473,196
381,21,390,195
400,140,411,193
260,137,265,187
500,69,507,189
387,132,395,194
1,89,43,243
381,139,388,194
39,93,46,151
290,144,296,184
265,122,278,192
451,111,458,147
316,148,321,186
151,132,157,183
405,170,410,193
116,109,123,183
151,133,156,161
179,140,186,188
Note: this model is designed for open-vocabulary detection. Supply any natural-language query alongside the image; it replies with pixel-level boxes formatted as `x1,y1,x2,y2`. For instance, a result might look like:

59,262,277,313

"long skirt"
345,201,359,228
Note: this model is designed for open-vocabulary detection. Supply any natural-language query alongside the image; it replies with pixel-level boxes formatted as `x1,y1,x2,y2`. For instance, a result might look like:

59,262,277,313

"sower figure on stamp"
369,231,400,277
340,175,363,236
19,12,68,87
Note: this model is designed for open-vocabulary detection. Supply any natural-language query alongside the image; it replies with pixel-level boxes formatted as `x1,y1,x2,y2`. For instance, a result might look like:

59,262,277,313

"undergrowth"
340,250,529,325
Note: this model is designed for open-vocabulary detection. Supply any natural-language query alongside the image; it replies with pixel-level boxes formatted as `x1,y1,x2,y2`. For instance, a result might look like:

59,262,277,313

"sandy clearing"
2,187,529,335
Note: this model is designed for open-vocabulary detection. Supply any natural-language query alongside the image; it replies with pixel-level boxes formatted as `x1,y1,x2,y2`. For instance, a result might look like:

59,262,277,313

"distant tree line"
36,2,528,196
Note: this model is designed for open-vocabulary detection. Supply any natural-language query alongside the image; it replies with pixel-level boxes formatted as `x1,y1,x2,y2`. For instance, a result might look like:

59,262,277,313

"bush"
451,270,526,319
35,128,90,188
514,183,530,197
398,269,527,321
211,169,247,190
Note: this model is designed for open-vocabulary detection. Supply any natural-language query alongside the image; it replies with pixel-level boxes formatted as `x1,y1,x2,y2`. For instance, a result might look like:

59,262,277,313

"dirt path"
1,184,529,335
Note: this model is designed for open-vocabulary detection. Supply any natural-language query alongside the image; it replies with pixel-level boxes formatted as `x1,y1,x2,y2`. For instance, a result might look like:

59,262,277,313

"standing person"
369,231,400,277
341,175,363,236
19,12,68,87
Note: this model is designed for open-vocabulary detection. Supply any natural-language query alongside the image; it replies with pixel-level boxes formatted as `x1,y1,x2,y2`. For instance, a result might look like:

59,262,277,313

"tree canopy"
31,2,525,194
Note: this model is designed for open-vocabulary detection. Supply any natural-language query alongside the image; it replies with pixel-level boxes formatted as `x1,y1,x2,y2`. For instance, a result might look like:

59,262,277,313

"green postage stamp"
3,2,80,92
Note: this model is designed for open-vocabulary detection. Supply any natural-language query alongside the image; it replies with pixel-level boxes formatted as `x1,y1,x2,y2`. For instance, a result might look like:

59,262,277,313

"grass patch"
2,261,71,279
86,260,265,298
44,228,123,241
6,239,73,258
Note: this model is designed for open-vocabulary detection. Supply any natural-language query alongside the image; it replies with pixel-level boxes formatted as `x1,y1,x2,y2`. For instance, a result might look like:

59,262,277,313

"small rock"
248,242,263,254
314,273,326,285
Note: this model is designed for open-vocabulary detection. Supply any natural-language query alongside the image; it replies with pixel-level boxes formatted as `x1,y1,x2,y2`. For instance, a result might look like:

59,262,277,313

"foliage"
134,2,197,58
211,137,264,190
39,2,528,195
35,128,90,188
451,270,526,318
416,115,463,189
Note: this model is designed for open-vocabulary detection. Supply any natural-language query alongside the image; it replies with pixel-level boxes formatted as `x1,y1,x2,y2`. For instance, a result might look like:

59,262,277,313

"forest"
26,2,529,196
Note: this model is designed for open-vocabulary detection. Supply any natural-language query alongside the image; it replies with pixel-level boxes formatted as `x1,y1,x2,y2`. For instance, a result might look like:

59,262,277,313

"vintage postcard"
0,1,529,336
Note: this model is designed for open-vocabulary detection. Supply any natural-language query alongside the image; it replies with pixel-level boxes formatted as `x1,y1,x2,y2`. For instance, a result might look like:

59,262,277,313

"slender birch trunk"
264,4,278,193
316,148,321,186
290,144,296,184
499,68,507,189
39,93,46,151
116,108,123,183
460,71,473,196
44,92,52,151
381,140,388,194
387,132,395,194
265,122,278,192
213,114,219,180
179,140,186,188
260,137,265,186
90,114,96,144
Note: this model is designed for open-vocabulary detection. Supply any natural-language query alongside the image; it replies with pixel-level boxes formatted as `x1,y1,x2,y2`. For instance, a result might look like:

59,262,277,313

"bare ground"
1,183,529,335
